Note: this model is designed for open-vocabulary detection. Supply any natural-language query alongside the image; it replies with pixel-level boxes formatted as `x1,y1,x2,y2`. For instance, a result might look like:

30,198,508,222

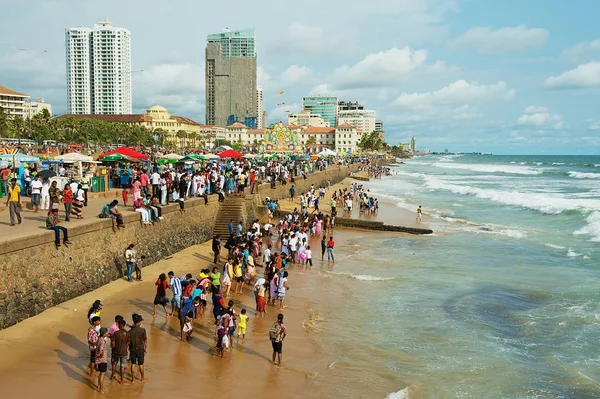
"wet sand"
0,239,327,398
278,176,430,229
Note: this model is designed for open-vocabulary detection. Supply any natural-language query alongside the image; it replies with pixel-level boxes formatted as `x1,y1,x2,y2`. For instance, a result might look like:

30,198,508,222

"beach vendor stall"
0,153,41,198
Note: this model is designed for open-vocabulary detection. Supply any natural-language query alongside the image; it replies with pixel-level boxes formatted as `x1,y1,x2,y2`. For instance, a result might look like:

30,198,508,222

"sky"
1,0,600,154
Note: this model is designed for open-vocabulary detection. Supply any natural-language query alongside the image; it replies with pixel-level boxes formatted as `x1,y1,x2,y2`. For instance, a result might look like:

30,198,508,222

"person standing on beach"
327,236,335,262
111,319,130,384
212,234,222,264
153,273,170,319
6,178,22,226
87,316,101,376
289,185,295,201
94,327,110,393
30,175,42,213
125,244,136,282
417,205,422,222
269,313,286,367
80,171,90,206
321,235,327,261
129,313,149,384
168,271,182,317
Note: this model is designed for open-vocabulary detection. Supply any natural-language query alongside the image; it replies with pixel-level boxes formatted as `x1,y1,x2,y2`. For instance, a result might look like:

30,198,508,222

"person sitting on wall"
46,204,72,248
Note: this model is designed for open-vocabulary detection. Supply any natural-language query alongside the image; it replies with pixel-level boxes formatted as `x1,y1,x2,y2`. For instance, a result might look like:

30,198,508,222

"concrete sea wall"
0,165,355,330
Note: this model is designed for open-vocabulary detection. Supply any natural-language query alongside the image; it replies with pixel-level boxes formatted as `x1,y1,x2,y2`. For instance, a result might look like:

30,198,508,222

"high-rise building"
256,86,263,129
411,136,417,153
205,28,257,128
338,109,376,134
65,19,132,115
288,110,330,127
338,101,364,111
302,96,338,127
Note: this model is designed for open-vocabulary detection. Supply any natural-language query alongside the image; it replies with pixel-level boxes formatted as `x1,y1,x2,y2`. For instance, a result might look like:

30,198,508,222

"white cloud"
134,63,204,117
452,105,482,120
517,106,562,128
269,103,301,124
280,65,313,86
268,22,350,57
331,47,429,89
545,62,600,89
257,66,271,88
393,80,514,110
588,121,600,131
523,105,548,114
561,40,600,61
449,25,548,54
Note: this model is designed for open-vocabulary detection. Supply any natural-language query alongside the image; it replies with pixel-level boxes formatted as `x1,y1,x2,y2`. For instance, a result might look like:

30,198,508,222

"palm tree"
176,130,187,149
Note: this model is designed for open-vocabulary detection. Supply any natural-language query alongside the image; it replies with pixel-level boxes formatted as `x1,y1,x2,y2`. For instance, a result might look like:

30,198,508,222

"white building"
256,86,263,129
338,109,376,135
27,98,52,118
0,85,29,118
288,110,330,127
65,19,132,115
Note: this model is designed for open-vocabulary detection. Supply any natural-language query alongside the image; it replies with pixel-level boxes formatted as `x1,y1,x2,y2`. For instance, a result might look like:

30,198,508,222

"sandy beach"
0,177,428,399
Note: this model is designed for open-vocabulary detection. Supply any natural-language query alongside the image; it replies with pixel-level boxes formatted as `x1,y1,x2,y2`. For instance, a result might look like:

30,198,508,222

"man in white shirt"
263,245,272,265
30,175,43,213
151,171,160,197
59,166,66,177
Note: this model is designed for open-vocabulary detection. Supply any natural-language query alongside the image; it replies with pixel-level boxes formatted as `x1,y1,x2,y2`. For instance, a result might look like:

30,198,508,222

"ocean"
310,155,600,398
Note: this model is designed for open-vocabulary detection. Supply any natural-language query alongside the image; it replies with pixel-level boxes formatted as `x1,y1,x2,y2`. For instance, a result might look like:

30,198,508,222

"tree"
176,130,187,149
232,138,244,152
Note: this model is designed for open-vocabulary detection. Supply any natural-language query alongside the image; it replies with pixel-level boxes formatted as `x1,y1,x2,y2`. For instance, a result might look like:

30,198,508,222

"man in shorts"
111,319,130,384
168,271,182,316
129,313,149,383
95,327,110,393
270,313,287,367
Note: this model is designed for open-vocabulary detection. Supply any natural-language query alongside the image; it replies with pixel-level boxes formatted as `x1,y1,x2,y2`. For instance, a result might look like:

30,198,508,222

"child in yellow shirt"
237,309,249,341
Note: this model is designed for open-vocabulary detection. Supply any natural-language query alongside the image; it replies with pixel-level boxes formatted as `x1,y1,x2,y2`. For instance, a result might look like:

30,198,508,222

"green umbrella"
186,153,205,161
101,153,132,162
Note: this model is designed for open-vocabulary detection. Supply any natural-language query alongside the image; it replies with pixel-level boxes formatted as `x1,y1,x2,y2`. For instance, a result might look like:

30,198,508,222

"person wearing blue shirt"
228,219,234,237
236,221,243,238
179,296,199,341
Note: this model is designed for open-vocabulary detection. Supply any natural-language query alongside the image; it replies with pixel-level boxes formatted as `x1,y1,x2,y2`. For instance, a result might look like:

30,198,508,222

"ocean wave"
567,248,583,257
424,176,600,214
432,162,542,175
574,211,600,241
385,388,410,399
568,171,600,179
323,270,394,281
544,243,566,249
552,163,565,166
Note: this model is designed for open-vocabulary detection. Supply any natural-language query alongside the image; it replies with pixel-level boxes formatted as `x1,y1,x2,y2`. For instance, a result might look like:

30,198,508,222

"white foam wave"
567,248,583,257
568,171,600,179
386,388,410,399
552,163,565,166
544,243,566,249
432,162,542,175
574,211,600,241
353,274,395,281
424,175,600,214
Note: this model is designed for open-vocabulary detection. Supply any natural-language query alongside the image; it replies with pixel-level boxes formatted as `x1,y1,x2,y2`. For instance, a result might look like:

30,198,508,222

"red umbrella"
217,149,243,159
98,146,149,160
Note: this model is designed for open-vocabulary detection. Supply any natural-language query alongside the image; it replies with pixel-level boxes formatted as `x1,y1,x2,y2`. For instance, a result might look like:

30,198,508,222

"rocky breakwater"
0,199,219,330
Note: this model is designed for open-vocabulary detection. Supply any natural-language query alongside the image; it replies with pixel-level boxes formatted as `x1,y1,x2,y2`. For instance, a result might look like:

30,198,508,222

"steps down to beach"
213,194,246,237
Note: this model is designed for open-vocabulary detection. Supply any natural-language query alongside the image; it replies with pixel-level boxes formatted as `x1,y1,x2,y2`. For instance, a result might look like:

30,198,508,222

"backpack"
269,322,281,341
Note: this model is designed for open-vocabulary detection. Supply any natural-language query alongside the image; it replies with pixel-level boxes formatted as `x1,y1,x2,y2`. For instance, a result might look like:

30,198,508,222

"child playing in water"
182,311,193,340
237,309,249,341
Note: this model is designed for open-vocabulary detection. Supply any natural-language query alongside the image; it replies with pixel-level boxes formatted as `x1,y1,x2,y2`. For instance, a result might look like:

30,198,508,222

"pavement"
0,192,127,243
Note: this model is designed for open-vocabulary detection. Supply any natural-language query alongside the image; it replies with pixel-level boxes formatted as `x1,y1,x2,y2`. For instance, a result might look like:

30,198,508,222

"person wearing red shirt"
250,171,257,194
140,170,149,196
63,184,73,222
327,236,335,262
153,273,170,319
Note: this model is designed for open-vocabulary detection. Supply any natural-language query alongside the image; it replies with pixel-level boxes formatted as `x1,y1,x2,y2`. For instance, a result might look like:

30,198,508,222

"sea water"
312,155,600,398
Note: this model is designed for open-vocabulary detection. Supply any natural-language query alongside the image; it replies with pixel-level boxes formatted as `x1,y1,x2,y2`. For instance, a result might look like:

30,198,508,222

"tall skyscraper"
65,19,132,115
205,28,257,128
256,86,263,129
302,96,338,127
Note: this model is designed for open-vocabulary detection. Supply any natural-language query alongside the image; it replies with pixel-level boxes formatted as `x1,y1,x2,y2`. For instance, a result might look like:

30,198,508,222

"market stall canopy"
159,153,183,160
0,153,41,163
54,152,94,163
214,145,232,153
100,153,141,163
318,148,337,157
98,146,148,160
218,149,243,159
242,153,255,159
202,153,220,159
184,153,205,161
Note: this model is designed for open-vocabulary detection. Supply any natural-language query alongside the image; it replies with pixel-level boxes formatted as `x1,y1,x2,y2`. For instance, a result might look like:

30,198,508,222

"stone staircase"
213,194,246,237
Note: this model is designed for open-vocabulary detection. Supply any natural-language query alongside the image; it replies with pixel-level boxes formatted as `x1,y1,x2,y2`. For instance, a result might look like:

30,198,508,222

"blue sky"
1,0,600,154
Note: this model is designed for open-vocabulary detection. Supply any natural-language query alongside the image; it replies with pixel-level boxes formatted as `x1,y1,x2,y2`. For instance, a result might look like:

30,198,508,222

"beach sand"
0,179,427,399
276,176,430,229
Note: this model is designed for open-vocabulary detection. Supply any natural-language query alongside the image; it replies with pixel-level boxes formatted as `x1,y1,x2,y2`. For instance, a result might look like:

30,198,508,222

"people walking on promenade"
6,178,21,226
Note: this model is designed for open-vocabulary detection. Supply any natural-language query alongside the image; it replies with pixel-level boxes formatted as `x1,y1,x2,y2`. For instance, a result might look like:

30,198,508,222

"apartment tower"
205,28,257,128
65,19,132,114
